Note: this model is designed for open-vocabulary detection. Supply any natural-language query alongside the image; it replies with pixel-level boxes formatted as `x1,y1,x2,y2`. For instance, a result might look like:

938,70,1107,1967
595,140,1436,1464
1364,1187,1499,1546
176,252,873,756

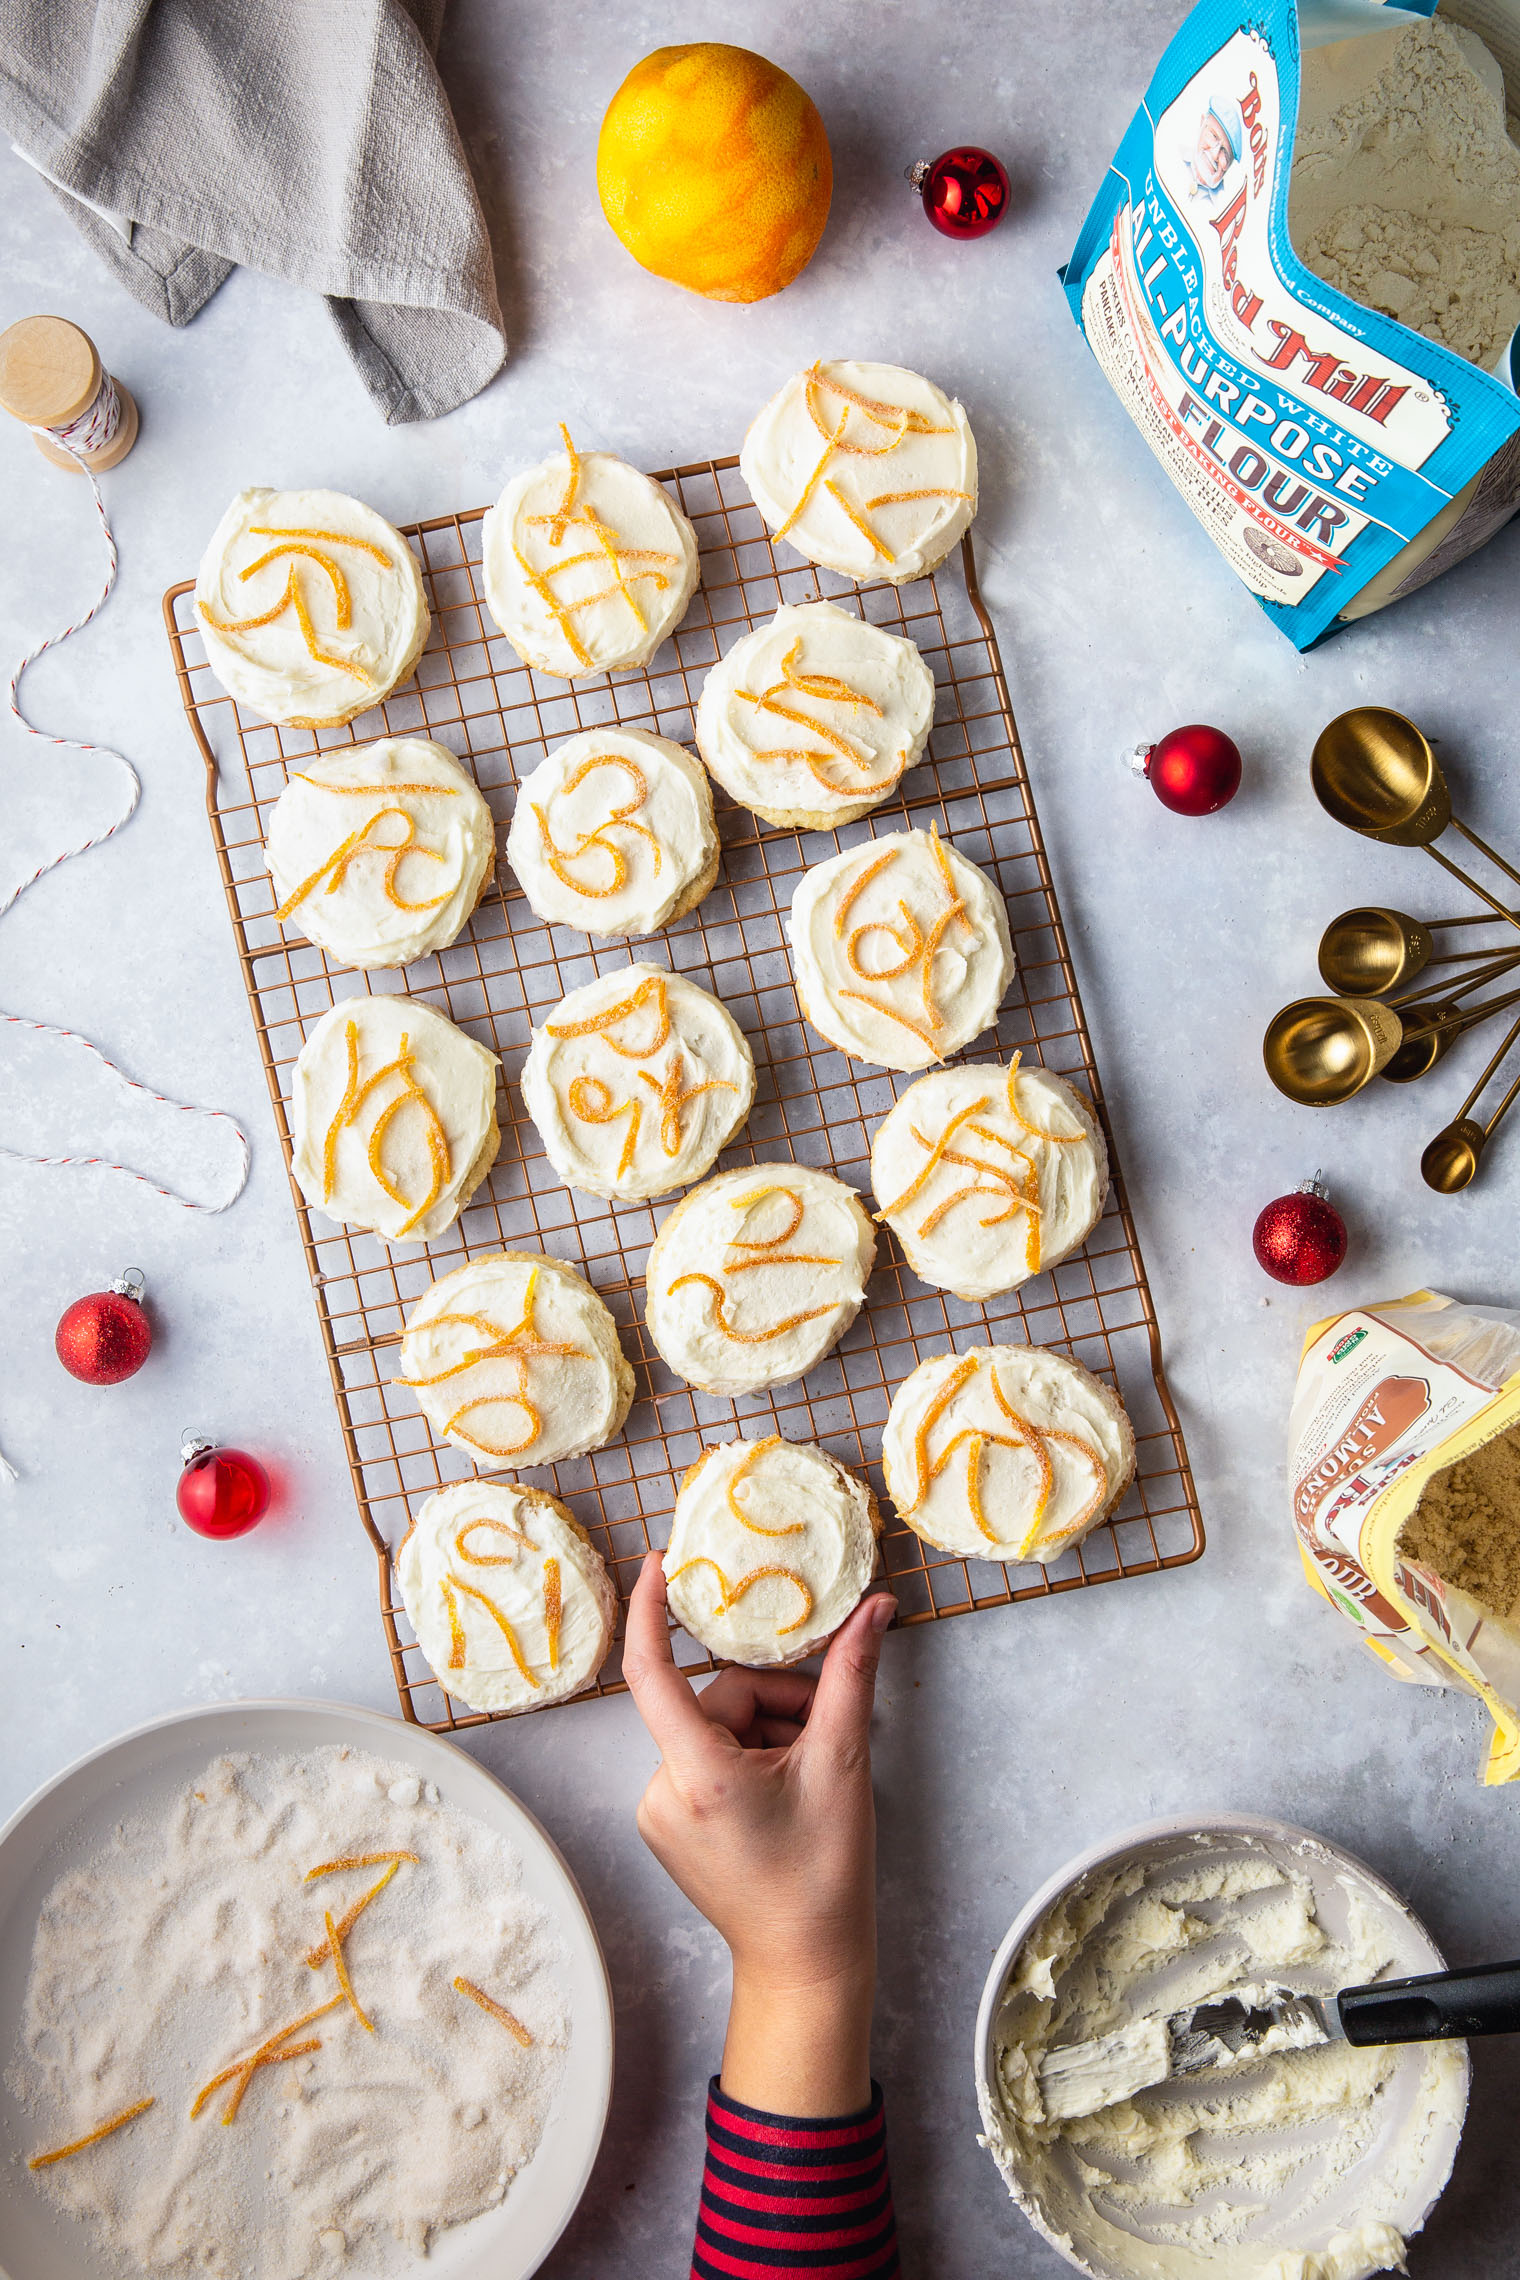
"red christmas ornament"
1133,723,1242,816
55,1269,152,1385
909,147,1010,240
1253,1176,1348,1286
176,1434,271,1540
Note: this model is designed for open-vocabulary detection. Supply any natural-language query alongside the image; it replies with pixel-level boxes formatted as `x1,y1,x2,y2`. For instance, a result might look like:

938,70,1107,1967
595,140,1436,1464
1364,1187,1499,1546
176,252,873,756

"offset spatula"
1038,1958,1520,2123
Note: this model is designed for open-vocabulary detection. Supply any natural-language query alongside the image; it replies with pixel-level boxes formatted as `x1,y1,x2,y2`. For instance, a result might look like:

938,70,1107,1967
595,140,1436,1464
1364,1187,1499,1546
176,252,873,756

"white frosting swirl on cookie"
696,601,936,827
265,738,495,970
482,432,700,677
645,1165,876,1396
195,487,429,727
871,1057,1108,1302
788,827,1014,1071
290,994,499,1243
396,1480,615,1713
522,964,754,1202
664,1437,879,1667
398,1251,633,1469
507,727,718,937
740,360,977,584
882,1345,1134,1564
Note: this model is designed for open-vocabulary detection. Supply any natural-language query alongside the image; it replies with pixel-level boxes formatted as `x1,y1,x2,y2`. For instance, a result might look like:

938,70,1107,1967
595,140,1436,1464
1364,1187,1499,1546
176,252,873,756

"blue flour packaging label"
1062,0,1520,647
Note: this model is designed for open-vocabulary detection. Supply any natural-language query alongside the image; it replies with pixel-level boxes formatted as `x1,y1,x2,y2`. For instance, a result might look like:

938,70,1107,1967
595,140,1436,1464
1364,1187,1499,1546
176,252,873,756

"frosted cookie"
289,994,499,1243
645,1165,876,1397
871,1054,1108,1302
506,727,719,937
482,425,700,678
195,487,429,728
883,1344,1135,1564
398,1250,634,1469
522,964,754,1203
665,1436,881,1668
264,738,495,970
695,600,936,830
740,360,977,585
788,826,1014,1071
396,1480,616,1714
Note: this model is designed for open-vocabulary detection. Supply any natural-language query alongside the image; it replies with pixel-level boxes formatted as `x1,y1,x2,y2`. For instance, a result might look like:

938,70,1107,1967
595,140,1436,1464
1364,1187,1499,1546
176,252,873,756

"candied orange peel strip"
846,901,924,983
836,990,942,1055
28,2097,154,2169
248,523,394,564
193,2042,322,2125
193,1995,344,2124
320,1019,453,1231
636,1056,737,1160
304,1850,420,1882
326,1910,374,2033
876,1097,990,1221
666,1552,814,1635
729,1184,806,1248
906,1354,978,1512
568,1074,643,1178
823,479,896,564
241,542,351,625
546,972,670,1058
455,1514,533,1564
444,1393,541,1462
667,1274,833,1345
441,1573,470,1668
532,754,662,901
1005,1053,1085,1144
512,541,592,667
544,1556,562,1671
727,1436,804,1538
773,404,849,540
293,775,459,797
454,1975,533,2046
303,1858,403,1968
832,847,899,939
449,1574,542,1688
275,805,452,922
864,488,973,510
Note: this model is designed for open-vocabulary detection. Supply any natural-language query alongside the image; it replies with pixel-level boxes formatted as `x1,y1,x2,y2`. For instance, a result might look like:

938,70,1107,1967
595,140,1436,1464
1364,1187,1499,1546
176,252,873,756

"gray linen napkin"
0,0,506,422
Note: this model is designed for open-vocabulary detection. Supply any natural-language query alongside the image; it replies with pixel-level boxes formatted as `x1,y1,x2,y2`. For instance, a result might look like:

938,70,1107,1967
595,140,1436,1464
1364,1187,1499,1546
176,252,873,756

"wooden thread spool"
0,315,139,472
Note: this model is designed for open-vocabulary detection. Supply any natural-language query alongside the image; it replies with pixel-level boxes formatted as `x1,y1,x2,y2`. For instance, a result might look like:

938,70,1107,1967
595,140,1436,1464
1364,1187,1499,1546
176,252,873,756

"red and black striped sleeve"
690,2077,900,2279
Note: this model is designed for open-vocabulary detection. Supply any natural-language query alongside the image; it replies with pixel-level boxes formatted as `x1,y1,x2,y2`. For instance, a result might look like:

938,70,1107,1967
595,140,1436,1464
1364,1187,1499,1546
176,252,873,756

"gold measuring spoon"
1384,982,1520,1084
1421,1013,1520,1191
1319,908,1520,998
1264,996,1404,1105
1311,710,1520,931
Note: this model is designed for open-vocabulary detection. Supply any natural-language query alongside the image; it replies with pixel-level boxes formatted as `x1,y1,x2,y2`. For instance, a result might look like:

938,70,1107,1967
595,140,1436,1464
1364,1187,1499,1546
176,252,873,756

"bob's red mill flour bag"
1062,0,1520,646
1290,1294,1520,1783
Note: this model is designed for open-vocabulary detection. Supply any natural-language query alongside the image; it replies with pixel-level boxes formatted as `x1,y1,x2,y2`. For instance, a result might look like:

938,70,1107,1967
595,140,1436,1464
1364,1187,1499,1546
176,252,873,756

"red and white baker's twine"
1,412,250,1222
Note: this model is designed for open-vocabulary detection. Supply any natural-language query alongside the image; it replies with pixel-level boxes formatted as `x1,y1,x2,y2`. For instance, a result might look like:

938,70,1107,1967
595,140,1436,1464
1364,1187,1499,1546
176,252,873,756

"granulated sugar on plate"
8,1746,569,2278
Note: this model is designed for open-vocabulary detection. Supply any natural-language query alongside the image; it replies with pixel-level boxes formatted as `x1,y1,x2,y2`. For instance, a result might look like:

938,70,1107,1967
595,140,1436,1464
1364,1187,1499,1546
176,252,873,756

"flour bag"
1289,1292,1520,1784
1062,0,1520,646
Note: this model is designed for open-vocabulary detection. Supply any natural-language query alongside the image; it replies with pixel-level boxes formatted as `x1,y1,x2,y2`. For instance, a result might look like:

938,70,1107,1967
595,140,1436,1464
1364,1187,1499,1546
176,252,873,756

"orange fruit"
596,43,832,304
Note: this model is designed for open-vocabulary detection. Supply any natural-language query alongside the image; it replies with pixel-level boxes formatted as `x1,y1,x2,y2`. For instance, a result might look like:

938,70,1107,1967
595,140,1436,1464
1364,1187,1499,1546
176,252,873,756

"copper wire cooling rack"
163,456,1203,1731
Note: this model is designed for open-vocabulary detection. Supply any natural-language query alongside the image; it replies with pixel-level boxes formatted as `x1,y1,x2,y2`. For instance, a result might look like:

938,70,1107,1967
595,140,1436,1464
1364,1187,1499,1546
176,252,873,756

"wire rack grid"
163,454,1203,1732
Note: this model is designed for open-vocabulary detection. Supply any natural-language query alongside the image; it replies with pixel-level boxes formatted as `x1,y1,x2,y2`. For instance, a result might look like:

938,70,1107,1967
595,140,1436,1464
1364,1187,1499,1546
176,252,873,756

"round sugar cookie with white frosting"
290,994,499,1243
882,1344,1135,1565
265,738,495,970
740,360,977,586
396,1480,616,1714
522,964,754,1203
482,429,700,678
695,600,936,830
507,727,719,937
871,1055,1108,1303
788,826,1014,1072
665,1436,882,1669
645,1165,876,1397
195,487,429,728
398,1250,634,1470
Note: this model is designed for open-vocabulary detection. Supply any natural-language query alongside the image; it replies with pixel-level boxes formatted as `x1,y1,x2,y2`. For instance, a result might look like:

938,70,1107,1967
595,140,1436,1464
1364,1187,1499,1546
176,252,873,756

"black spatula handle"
1339,1959,1520,2045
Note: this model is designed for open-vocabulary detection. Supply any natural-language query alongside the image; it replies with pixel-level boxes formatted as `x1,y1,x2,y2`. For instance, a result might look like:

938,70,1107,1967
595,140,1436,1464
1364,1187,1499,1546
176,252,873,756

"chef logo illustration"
1182,91,1243,209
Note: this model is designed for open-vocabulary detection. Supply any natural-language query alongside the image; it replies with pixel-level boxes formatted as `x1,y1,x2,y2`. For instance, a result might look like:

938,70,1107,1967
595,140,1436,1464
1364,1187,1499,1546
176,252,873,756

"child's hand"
622,1551,895,2116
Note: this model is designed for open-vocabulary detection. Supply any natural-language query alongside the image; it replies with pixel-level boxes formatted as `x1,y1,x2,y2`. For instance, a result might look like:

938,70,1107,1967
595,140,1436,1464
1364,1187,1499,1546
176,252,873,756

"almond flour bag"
1062,0,1520,648
1289,1292,1520,1783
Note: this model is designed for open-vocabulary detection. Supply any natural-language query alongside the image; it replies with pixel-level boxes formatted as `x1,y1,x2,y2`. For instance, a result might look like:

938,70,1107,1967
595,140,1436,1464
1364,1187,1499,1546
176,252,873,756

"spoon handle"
1453,1010,1520,1122
1423,846,1520,935
1451,819,1520,896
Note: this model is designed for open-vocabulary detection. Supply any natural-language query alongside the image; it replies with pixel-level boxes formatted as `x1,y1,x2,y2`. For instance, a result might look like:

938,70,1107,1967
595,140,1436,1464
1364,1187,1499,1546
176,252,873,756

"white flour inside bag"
1291,16,1520,372
9,1747,568,2278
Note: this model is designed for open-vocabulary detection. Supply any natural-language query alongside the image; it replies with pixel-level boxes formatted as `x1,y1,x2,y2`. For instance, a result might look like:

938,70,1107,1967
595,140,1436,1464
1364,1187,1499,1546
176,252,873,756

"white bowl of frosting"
974,1815,1468,2280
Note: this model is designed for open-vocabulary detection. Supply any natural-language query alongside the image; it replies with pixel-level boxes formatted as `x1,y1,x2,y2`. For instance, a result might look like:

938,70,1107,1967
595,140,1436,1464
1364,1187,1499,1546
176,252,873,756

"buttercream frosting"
289,993,499,1243
695,600,936,828
521,963,754,1203
482,430,700,678
397,1249,633,1469
871,1055,1108,1301
195,487,429,728
645,1165,877,1396
264,737,495,970
507,727,718,937
788,826,1014,1071
740,360,977,584
664,1436,880,1667
882,1343,1134,1562
396,1479,615,1713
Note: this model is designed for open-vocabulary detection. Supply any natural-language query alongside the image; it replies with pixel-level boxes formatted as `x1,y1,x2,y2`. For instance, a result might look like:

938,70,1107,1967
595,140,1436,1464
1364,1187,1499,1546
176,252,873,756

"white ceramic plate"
0,1699,613,2280
974,1813,1469,2280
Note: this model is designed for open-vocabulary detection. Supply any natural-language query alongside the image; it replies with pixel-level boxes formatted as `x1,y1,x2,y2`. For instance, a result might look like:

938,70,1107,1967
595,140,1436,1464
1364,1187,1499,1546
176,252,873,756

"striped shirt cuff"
690,2078,900,2278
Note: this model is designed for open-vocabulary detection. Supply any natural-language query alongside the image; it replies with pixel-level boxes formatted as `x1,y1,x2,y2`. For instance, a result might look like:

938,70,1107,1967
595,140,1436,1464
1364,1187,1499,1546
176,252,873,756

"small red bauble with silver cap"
55,1268,152,1385
177,1434,271,1540
1253,1176,1348,1287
